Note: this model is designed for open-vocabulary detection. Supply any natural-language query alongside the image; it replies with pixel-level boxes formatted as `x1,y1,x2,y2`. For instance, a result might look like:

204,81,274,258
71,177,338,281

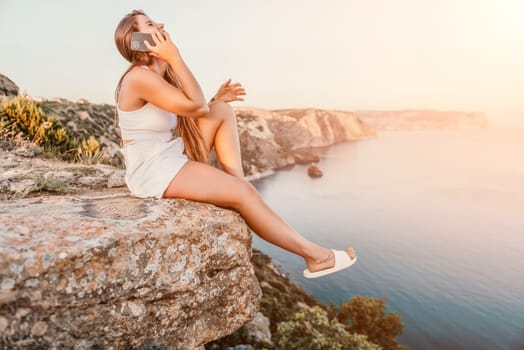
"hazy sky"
1,0,523,127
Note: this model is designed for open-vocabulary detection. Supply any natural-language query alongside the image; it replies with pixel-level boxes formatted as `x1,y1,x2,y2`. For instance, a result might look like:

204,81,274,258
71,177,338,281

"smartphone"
131,32,155,51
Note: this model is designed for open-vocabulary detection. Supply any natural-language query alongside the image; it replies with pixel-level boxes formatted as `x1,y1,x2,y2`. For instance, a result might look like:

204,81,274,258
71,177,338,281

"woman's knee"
209,100,236,122
231,178,259,210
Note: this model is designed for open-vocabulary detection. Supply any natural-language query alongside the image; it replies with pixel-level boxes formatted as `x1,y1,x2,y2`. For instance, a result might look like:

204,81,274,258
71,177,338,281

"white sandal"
303,249,357,279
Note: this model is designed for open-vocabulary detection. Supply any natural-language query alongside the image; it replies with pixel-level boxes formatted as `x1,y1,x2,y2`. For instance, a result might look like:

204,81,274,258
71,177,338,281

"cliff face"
234,107,375,178
0,191,261,349
269,108,375,149
355,110,490,130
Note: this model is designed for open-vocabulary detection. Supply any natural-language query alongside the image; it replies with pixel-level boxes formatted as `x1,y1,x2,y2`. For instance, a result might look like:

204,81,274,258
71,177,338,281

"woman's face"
135,15,164,33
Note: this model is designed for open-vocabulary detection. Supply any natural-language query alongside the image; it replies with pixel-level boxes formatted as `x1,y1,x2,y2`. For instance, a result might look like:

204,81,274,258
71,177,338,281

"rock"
0,73,19,98
13,143,43,158
3,178,37,197
0,316,8,332
242,312,272,346
107,171,126,188
0,147,127,199
257,107,376,149
234,107,375,178
293,148,320,165
307,165,323,178
0,191,262,349
226,345,254,350
236,112,293,177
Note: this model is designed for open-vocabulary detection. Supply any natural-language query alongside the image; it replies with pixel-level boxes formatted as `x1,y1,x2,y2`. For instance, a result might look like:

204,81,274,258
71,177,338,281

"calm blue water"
252,128,524,350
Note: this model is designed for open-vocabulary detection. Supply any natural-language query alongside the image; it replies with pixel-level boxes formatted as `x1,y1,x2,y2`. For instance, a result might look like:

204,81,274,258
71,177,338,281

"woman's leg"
197,100,244,178
163,161,356,273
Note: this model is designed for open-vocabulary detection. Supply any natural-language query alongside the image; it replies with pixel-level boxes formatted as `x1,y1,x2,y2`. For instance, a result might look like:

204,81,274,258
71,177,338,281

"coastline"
245,169,276,182
0,73,495,349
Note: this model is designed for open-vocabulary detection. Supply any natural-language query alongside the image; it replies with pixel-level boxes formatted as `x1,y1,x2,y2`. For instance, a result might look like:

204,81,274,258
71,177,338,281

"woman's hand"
212,79,246,103
144,30,180,63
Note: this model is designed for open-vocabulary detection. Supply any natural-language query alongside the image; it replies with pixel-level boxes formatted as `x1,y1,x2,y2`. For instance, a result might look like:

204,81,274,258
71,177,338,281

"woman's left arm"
211,79,246,103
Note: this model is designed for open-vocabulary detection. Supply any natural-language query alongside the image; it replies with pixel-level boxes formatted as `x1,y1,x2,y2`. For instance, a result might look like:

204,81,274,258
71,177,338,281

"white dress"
117,102,188,198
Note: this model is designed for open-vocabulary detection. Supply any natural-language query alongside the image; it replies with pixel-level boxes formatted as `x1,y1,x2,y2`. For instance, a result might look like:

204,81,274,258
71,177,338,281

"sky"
1,0,523,127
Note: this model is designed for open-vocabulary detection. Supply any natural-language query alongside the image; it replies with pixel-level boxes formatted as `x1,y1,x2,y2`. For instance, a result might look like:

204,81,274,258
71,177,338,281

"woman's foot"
305,247,356,273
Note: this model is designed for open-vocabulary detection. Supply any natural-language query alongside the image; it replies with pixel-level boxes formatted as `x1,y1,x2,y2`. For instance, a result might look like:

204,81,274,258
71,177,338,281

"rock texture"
268,108,375,149
236,111,293,180
355,109,490,130
0,192,262,349
0,144,126,200
0,74,19,98
241,312,272,346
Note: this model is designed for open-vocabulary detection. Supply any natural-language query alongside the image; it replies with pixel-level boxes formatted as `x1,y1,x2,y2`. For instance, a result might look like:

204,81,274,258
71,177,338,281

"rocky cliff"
355,109,490,130
0,73,431,349
1,98,375,180
235,107,375,178
0,190,261,349
0,145,329,349
2,73,358,349
28,101,376,179
1,74,376,179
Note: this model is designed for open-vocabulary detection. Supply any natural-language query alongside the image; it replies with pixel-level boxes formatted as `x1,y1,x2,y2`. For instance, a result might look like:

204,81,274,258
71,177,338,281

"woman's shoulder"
120,66,158,97
118,66,153,111
124,65,152,83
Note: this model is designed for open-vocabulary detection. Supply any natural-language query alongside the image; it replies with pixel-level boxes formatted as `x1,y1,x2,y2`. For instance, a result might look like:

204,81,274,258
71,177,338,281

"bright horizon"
0,0,523,127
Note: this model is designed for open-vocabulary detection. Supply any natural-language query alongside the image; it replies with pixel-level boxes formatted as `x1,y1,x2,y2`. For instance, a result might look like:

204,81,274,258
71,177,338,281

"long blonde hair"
114,9,208,163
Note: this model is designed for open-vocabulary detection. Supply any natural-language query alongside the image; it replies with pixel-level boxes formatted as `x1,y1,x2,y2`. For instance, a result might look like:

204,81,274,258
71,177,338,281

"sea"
251,128,524,350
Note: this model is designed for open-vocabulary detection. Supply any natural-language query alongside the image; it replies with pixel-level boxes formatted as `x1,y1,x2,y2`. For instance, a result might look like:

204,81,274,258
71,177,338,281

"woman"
114,9,357,279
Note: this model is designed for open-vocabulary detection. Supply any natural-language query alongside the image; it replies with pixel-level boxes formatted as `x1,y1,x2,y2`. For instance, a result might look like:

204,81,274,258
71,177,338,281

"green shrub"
274,306,381,350
0,96,103,163
75,135,104,164
0,96,73,151
338,296,408,350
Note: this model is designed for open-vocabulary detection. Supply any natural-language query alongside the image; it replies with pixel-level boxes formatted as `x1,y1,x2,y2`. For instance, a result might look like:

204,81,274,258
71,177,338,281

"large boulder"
0,191,262,349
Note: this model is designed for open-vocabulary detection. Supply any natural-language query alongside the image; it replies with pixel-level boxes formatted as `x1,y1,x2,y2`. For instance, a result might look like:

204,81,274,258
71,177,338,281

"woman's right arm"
126,31,209,118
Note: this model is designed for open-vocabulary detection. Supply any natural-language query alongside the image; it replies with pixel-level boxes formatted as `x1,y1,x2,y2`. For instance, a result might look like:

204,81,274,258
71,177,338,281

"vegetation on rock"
0,96,103,163
338,295,409,350
275,306,381,350
206,249,409,350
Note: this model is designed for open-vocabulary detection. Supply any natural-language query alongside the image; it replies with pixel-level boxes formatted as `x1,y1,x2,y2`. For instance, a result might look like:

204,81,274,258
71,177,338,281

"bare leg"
163,161,356,272
197,100,244,178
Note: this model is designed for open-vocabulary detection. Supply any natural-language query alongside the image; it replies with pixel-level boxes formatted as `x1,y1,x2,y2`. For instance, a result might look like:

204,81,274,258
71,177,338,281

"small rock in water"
307,164,323,178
